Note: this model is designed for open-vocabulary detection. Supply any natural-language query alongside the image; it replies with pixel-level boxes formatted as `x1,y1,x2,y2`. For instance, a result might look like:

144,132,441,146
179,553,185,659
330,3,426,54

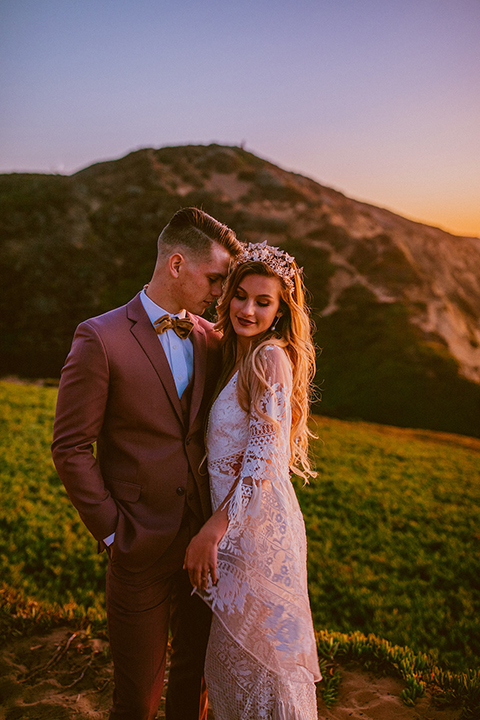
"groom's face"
176,242,232,315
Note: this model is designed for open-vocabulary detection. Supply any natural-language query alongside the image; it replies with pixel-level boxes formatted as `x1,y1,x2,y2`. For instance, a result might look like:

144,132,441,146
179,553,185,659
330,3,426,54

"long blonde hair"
214,259,317,480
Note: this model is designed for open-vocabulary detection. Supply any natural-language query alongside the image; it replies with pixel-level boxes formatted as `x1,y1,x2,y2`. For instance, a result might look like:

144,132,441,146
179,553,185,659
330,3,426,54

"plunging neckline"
206,371,240,458
214,370,238,404
223,369,238,390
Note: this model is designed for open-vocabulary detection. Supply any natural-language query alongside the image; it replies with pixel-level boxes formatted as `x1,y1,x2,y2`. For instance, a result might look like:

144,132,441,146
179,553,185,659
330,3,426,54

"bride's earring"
270,314,281,332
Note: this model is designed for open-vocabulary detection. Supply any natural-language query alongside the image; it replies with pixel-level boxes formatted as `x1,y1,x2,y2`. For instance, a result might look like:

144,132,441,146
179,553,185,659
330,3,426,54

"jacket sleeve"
51,320,119,541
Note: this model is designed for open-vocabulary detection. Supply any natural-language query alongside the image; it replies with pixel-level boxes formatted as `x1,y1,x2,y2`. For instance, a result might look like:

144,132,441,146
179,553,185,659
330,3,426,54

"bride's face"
229,273,282,345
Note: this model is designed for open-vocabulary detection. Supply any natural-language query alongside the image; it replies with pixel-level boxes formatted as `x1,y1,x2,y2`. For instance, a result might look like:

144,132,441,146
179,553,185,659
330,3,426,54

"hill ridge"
1,143,479,436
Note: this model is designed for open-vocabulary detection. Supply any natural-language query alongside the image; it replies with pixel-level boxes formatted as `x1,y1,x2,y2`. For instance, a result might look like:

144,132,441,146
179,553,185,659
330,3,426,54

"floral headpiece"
233,240,301,291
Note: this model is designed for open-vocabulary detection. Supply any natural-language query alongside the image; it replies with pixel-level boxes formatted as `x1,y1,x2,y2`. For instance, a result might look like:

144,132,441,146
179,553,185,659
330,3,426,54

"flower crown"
233,240,302,291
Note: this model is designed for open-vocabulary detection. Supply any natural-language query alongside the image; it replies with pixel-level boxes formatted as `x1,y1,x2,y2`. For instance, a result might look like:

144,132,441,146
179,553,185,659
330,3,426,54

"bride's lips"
236,316,255,327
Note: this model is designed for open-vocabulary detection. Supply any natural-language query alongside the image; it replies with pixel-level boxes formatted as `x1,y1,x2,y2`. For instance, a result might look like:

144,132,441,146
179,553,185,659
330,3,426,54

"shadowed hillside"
1,144,479,436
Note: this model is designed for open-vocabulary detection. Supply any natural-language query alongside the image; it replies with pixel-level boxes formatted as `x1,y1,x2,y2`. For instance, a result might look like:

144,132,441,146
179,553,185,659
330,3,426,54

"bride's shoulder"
255,342,292,378
259,342,288,360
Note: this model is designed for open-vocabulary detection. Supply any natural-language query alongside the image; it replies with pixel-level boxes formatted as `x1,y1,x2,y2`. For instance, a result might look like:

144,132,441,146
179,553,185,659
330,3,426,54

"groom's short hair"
158,207,241,259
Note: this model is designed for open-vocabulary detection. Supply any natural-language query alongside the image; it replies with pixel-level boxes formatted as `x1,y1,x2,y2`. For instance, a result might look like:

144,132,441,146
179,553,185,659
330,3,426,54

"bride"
184,241,321,719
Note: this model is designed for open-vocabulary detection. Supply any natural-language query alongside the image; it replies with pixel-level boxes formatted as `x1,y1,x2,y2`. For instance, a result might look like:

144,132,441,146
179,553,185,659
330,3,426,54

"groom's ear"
168,252,185,278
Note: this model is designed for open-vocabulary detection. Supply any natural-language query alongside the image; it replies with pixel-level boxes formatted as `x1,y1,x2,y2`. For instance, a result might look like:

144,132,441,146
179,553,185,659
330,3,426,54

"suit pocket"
107,478,142,503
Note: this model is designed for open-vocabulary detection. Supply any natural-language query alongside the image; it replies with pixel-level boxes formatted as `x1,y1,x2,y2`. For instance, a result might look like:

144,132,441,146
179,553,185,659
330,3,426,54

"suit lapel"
189,315,207,429
127,294,183,424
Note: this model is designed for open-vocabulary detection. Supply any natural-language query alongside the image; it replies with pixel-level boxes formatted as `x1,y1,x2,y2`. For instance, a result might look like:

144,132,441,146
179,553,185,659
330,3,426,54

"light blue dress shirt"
139,289,194,398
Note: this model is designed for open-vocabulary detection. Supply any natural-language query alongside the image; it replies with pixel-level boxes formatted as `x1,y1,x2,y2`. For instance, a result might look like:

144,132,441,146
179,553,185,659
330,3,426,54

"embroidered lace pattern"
199,345,321,720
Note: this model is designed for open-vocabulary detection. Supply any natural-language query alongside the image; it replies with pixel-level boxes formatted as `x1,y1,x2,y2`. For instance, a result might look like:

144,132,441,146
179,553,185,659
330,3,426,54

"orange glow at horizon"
371,200,480,239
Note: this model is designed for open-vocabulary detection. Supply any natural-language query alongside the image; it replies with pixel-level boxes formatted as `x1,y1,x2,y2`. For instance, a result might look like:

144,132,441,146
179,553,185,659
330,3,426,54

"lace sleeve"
226,344,293,523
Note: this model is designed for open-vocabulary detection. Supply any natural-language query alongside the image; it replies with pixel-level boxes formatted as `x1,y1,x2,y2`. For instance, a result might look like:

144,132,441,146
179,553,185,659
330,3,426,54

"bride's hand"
184,512,228,590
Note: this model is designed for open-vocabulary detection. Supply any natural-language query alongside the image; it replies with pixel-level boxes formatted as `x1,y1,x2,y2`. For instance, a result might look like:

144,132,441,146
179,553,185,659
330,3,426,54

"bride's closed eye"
234,291,270,307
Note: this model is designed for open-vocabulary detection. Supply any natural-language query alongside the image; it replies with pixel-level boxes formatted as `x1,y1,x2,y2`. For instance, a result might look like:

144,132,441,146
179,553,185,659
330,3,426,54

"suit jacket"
52,293,221,571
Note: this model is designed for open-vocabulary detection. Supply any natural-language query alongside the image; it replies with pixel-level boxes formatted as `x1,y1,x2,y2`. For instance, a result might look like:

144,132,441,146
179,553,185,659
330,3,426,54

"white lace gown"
199,345,321,720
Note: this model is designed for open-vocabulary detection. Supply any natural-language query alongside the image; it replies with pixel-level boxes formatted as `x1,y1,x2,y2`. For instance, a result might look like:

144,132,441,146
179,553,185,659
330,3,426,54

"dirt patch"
0,627,113,720
0,627,462,719
316,668,462,720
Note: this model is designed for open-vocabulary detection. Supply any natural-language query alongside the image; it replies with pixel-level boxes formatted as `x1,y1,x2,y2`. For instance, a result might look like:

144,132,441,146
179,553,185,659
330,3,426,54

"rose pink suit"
52,292,220,720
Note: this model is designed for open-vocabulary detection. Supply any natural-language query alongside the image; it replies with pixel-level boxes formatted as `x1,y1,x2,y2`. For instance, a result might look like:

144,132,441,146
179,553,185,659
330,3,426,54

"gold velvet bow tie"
154,314,194,340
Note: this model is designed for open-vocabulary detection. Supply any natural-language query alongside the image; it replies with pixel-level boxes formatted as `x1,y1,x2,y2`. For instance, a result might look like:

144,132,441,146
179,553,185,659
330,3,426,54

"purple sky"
1,0,479,237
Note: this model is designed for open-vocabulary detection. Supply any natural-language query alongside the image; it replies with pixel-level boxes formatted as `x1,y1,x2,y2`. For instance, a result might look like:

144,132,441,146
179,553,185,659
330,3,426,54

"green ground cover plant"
0,381,107,613
1,380,479,713
300,416,480,673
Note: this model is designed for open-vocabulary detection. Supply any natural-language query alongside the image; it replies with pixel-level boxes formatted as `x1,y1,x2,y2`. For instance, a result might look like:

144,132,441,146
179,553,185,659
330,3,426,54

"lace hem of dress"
205,616,318,720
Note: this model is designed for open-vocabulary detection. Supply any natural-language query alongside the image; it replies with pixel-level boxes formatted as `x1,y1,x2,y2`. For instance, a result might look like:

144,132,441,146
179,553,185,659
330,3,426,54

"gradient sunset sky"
1,0,479,237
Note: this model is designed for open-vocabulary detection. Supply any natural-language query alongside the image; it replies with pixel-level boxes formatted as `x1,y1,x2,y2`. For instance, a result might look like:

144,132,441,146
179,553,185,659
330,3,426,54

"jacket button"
185,437,191,446
176,486,185,496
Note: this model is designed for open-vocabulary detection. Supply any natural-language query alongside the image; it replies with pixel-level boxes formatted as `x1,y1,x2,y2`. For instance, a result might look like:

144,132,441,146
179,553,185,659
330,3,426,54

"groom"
52,207,241,720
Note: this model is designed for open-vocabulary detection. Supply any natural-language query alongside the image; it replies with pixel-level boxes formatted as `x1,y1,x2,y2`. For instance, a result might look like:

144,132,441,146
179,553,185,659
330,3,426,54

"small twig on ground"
61,657,94,689
20,632,78,682
88,677,112,694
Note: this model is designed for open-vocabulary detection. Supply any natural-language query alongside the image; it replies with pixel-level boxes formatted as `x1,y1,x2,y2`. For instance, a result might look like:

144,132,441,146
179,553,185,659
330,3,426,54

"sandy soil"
317,669,462,720
0,626,462,720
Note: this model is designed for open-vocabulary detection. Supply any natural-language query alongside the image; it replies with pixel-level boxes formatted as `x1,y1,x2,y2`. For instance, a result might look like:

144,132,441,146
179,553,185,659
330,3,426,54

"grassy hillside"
0,381,107,614
2,144,480,439
301,416,480,672
1,381,479,677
